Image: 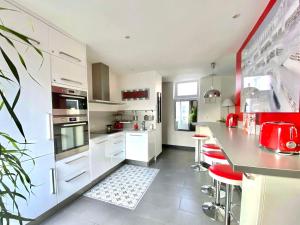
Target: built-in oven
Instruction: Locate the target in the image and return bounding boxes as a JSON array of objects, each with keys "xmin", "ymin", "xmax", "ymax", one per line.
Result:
[
  {"xmin": 52, "ymin": 86, "xmax": 87, "ymax": 116},
  {"xmin": 52, "ymin": 85, "xmax": 89, "ymax": 160},
  {"xmin": 53, "ymin": 116, "xmax": 89, "ymax": 160}
]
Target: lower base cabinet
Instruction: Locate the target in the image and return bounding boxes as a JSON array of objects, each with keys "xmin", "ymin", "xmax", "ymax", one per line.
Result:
[
  {"xmin": 5, "ymin": 154, "xmax": 57, "ymax": 223},
  {"xmin": 55, "ymin": 151, "xmax": 90, "ymax": 203},
  {"xmin": 90, "ymin": 132, "xmax": 126, "ymax": 181}
]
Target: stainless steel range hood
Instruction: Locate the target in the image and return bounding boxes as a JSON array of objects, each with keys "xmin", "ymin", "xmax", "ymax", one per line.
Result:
[{"xmin": 91, "ymin": 62, "xmax": 123, "ymax": 105}]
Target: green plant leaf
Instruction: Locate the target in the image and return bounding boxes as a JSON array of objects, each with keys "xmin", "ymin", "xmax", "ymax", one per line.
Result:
[
  {"xmin": 11, "ymin": 88, "xmax": 20, "ymax": 110},
  {"xmin": 0, "ymin": 90, "xmax": 26, "ymax": 140},
  {"xmin": 0, "ymin": 47, "xmax": 20, "ymax": 84}
]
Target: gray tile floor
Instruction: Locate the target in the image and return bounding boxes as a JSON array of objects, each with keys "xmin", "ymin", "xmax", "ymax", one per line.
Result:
[{"xmin": 40, "ymin": 148, "xmax": 240, "ymax": 225}]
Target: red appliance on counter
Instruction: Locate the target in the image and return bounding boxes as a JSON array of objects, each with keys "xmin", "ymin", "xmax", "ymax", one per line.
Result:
[
  {"xmin": 259, "ymin": 122, "xmax": 300, "ymax": 154},
  {"xmin": 226, "ymin": 113, "xmax": 239, "ymax": 128}
]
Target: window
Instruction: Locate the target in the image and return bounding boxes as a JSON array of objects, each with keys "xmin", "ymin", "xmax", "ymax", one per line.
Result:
[
  {"xmin": 175, "ymin": 100, "xmax": 198, "ymax": 131},
  {"xmin": 175, "ymin": 81, "xmax": 199, "ymax": 99},
  {"xmin": 174, "ymin": 81, "xmax": 199, "ymax": 131}
]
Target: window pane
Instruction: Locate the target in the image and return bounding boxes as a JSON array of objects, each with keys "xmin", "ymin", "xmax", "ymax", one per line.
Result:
[
  {"xmin": 175, "ymin": 100, "xmax": 198, "ymax": 131},
  {"xmin": 177, "ymin": 82, "xmax": 198, "ymax": 96}
]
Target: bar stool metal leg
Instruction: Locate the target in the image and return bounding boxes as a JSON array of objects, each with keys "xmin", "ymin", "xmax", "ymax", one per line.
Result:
[
  {"xmin": 195, "ymin": 139, "xmax": 207, "ymax": 172},
  {"xmin": 225, "ymin": 184, "xmax": 232, "ymax": 225},
  {"xmin": 202, "ymin": 181, "xmax": 225, "ymax": 222}
]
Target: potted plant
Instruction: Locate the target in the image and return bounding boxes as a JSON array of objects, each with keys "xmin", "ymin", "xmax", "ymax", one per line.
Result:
[{"xmin": 0, "ymin": 8, "xmax": 43, "ymax": 225}]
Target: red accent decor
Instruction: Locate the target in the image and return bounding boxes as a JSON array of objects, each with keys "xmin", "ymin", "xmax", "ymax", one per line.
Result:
[
  {"xmin": 259, "ymin": 122, "xmax": 300, "ymax": 153},
  {"xmin": 204, "ymin": 151, "xmax": 226, "ymax": 160},
  {"xmin": 209, "ymin": 164, "xmax": 243, "ymax": 181},
  {"xmin": 226, "ymin": 113, "xmax": 239, "ymax": 127},
  {"xmin": 236, "ymin": 0, "xmax": 300, "ymax": 124},
  {"xmin": 193, "ymin": 134, "xmax": 209, "ymax": 138},
  {"xmin": 202, "ymin": 143, "xmax": 221, "ymax": 150},
  {"xmin": 122, "ymin": 89, "xmax": 149, "ymax": 100}
]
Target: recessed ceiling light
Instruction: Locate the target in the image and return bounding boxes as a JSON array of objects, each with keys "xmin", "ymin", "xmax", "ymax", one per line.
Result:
[
  {"xmin": 232, "ymin": 14, "xmax": 240, "ymax": 19},
  {"xmin": 124, "ymin": 35, "xmax": 130, "ymax": 39}
]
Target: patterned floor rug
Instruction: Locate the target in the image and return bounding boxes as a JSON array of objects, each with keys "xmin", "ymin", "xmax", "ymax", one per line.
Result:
[{"xmin": 84, "ymin": 164, "xmax": 159, "ymax": 210}]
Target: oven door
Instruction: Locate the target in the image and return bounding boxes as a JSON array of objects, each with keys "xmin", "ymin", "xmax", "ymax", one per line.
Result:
[
  {"xmin": 54, "ymin": 121, "xmax": 89, "ymax": 160},
  {"xmin": 52, "ymin": 88, "xmax": 87, "ymax": 116}
]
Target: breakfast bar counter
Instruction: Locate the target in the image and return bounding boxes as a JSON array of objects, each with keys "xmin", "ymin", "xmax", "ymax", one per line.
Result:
[
  {"xmin": 195, "ymin": 122, "xmax": 300, "ymax": 225},
  {"xmin": 194, "ymin": 122, "xmax": 300, "ymax": 178}
]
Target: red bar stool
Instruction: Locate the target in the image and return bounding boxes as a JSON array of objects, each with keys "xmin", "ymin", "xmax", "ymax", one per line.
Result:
[
  {"xmin": 191, "ymin": 134, "xmax": 209, "ymax": 172},
  {"xmin": 203, "ymin": 164, "xmax": 243, "ymax": 225},
  {"xmin": 201, "ymin": 151, "xmax": 228, "ymax": 197},
  {"xmin": 202, "ymin": 143, "xmax": 222, "ymax": 152}
]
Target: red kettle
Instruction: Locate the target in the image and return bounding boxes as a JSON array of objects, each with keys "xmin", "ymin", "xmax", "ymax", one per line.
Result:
[{"xmin": 226, "ymin": 113, "xmax": 238, "ymax": 128}]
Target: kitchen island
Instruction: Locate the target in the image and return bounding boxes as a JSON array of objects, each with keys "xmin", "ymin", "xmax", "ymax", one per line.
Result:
[{"xmin": 194, "ymin": 122, "xmax": 300, "ymax": 225}]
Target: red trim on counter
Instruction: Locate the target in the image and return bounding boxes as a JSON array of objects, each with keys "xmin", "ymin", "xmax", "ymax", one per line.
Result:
[{"xmin": 235, "ymin": 0, "xmax": 300, "ymax": 124}]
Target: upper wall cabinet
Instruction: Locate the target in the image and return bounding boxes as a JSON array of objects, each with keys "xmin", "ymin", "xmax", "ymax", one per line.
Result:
[
  {"xmin": 0, "ymin": 0, "xmax": 49, "ymax": 52},
  {"xmin": 49, "ymin": 28, "xmax": 87, "ymax": 67},
  {"xmin": 52, "ymin": 55, "xmax": 88, "ymax": 89}
]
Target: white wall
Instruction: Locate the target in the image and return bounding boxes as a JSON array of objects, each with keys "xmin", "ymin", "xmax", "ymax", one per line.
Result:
[
  {"xmin": 118, "ymin": 71, "xmax": 162, "ymax": 111},
  {"xmin": 162, "ymin": 75, "xmax": 235, "ymax": 147}
]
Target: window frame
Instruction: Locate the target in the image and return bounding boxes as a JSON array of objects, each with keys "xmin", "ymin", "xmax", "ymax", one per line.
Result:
[
  {"xmin": 174, "ymin": 80, "xmax": 199, "ymax": 100},
  {"xmin": 174, "ymin": 99, "xmax": 198, "ymax": 132}
]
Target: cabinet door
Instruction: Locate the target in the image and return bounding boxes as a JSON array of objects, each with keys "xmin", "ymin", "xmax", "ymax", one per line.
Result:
[
  {"xmin": 51, "ymin": 55, "xmax": 88, "ymax": 89},
  {"xmin": 56, "ymin": 151, "xmax": 90, "ymax": 203},
  {"xmin": 5, "ymin": 154, "xmax": 57, "ymax": 220},
  {"xmin": 0, "ymin": 39, "xmax": 54, "ymax": 159},
  {"xmin": 0, "ymin": 0, "xmax": 49, "ymax": 52},
  {"xmin": 90, "ymin": 139, "xmax": 111, "ymax": 181},
  {"xmin": 125, "ymin": 133, "xmax": 148, "ymax": 162},
  {"xmin": 49, "ymin": 28, "xmax": 86, "ymax": 67},
  {"xmin": 110, "ymin": 134, "xmax": 126, "ymax": 166}
]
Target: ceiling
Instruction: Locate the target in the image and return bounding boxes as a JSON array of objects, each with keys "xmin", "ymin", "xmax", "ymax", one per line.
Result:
[{"xmin": 15, "ymin": 0, "xmax": 269, "ymax": 77}]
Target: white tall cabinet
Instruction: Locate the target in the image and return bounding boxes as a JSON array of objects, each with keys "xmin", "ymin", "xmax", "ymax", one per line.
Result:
[{"xmin": 0, "ymin": 0, "xmax": 87, "ymax": 222}]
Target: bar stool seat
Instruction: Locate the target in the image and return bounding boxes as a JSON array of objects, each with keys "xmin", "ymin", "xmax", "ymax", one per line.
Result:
[
  {"xmin": 192, "ymin": 134, "xmax": 209, "ymax": 139},
  {"xmin": 202, "ymin": 143, "xmax": 222, "ymax": 151},
  {"xmin": 204, "ymin": 164, "xmax": 243, "ymax": 225},
  {"xmin": 209, "ymin": 164, "xmax": 243, "ymax": 186},
  {"xmin": 201, "ymin": 151, "xmax": 228, "ymax": 197}
]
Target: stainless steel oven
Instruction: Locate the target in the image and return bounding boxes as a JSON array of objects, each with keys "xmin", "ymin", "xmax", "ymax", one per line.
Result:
[
  {"xmin": 53, "ymin": 116, "xmax": 89, "ymax": 160},
  {"xmin": 52, "ymin": 86, "xmax": 87, "ymax": 116}
]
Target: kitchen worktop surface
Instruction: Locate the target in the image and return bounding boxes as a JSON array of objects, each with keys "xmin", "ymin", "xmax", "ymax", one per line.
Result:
[
  {"xmin": 195, "ymin": 122, "xmax": 300, "ymax": 178},
  {"xmin": 90, "ymin": 129, "xmax": 155, "ymax": 140}
]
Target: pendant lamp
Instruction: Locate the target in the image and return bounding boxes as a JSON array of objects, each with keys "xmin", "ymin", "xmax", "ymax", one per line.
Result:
[{"xmin": 204, "ymin": 62, "xmax": 221, "ymax": 98}]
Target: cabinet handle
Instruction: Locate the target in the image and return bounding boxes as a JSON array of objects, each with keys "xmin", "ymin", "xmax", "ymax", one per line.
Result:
[
  {"xmin": 28, "ymin": 37, "xmax": 40, "ymax": 45},
  {"xmin": 129, "ymin": 134, "xmax": 143, "ymax": 136},
  {"xmin": 62, "ymin": 122, "xmax": 87, "ymax": 127},
  {"xmin": 65, "ymin": 155, "xmax": 87, "ymax": 164},
  {"xmin": 65, "ymin": 170, "xmax": 87, "ymax": 182},
  {"xmin": 48, "ymin": 113, "xmax": 54, "ymax": 140},
  {"xmin": 60, "ymin": 94, "xmax": 86, "ymax": 99},
  {"xmin": 50, "ymin": 168, "xmax": 57, "ymax": 194},
  {"xmin": 96, "ymin": 140, "xmax": 107, "ymax": 144},
  {"xmin": 59, "ymin": 51, "xmax": 81, "ymax": 62},
  {"xmin": 60, "ymin": 78, "xmax": 83, "ymax": 85},
  {"xmin": 113, "ymin": 151, "xmax": 124, "ymax": 157}
]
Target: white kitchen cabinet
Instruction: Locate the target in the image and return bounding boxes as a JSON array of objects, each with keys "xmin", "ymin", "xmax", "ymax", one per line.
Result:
[
  {"xmin": 49, "ymin": 28, "xmax": 86, "ymax": 67},
  {"xmin": 6, "ymin": 154, "xmax": 57, "ymax": 222},
  {"xmin": 109, "ymin": 133, "xmax": 126, "ymax": 166},
  {"xmin": 51, "ymin": 55, "xmax": 88, "ymax": 90},
  {"xmin": 0, "ymin": 0, "xmax": 49, "ymax": 52},
  {"xmin": 56, "ymin": 151, "xmax": 90, "ymax": 203},
  {"xmin": 90, "ymin": 138, "xmax": 111, "ymax": 181},
  {"xmin": 126, "ymin": 132, "xmax": 155, "ymax": 162},
  {"xmin": 0, "ymin": 39, "xmax": 54, "ymax": 159}
]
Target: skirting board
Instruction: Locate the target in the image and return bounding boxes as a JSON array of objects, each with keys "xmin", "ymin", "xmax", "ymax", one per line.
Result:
[
  {"xmin": 28, "ymin": 161, "xmax": 125, "ymax": 225},
  {"xmin": 162, "ymin": 144, "xmax": 194, "ymax": 151}
]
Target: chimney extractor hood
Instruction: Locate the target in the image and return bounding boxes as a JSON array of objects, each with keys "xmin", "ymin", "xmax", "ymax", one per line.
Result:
[{"xmin": 91, "ymin": 62, "xmax": 123, "ymax": 105}]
